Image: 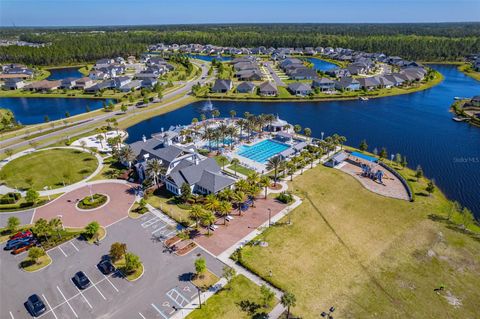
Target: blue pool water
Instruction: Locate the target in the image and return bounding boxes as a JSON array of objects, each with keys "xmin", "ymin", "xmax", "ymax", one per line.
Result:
[
  {"xmin": 237, "ymin": 139, "xmax": 290, "ymax": 163},
  {"xmin": 351, "ymin": 151, "xmax": 378, "ymax": 163}
]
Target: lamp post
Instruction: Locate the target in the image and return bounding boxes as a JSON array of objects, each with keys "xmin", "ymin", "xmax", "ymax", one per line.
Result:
[
  {"xmin": 321, "ymin": 131, "xmax": 324, "ymax": 140},
  {"xmin": 43, "ymin": 186, "xmax": 50, "ymax": 201},
  {"xmin": 390, "ymin": 153, "xmax": 394, "ymax": 163},
  {"xmin": 321, "ymin": 306, "xmax": 335, "ymax": 319},
  {"xmin": 268, "ymin": 208, "xmax": 271, "ymax": 227},
  {"xmin": 88, "ymin": 183, "xmax": 94, "ymax": 202}
]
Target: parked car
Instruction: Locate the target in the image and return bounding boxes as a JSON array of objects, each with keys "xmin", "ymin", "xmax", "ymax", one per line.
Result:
[
  {"xmin": 10, "ymin": 230, "xmax": 33, "ymax": 241},
  {"xmin": 25, "ymin": 294, "xmax": 46, "ymax": 317},
  {"xmin": 208, "ymin": 225, "xmax": 219, "ymax": 231},
  {"xmin": 225, "ymin": 215, "xmax": 234, "ymax": 221},
  {"xmin": 4, "ymin": 237, "xmax": 33, "ymax": 250},
  {"xmin": 11, "ymin": 240, "xmax": 37, "ymax": 255},
  {"xmin": 97, "ymin": 260, "xmax": 115, "ymax": 275},
  {"xmin": 73, "ymin": 271, "xmax": 91, "ymax": 289}
]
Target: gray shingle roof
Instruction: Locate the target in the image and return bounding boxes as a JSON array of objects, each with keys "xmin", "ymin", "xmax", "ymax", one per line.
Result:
[{"xmin": 197, "ymin": 170, "xmax": 235, "ymax": 193}]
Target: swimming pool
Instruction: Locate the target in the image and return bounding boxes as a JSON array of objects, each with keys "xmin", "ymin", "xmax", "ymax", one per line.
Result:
[
  {"xmin": 350, "ymin": 151, "xmax": 378, "ymax": 163},
  {"xmin": 237, "ymin": 139, "xmax": 290, "ymax": 163}
]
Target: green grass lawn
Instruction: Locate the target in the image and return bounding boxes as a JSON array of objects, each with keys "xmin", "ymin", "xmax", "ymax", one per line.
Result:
[
  {"xmin": 226, "ymin": 164, "xmax": 254, "ymax": 176},
  {"xmin": 458, "ymin": 64, "xmax": 480, "ymax": 81},
  {"xmin": 187, "ymin": 275, "xmax": 277, "ymax": 319},
  {"xmin": 0, "ymin": 148, "xmax": 98, "ymax": 190},
  {"xmin": 239, "ymin": 162, "xmax": 480, "ymax": 318},
  {"xmin": 145, "ymin": 187, "xmax": 193, "ymax": 225},
  {"xmin": 89, "ymin": 157, "xmax": 127, "ymax": 181}
]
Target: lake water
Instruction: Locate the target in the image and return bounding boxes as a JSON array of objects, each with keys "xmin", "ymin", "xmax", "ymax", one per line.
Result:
[
  {"xmin": 307, "ymin": 58, "xmax": 337, "ymax": 71},
  {"xmin": 47, "ymin": 67, "xmax": 84, "ymax": 80},
  {"xmin": 188, "ymin": 54, "xmax": 233, "ymax": 62},
  {"xmin": 0, "ymin": 97, "xmax": 111, "ymax": 124},
  {"xmin": 125, "ymin": 64, "xmax": 480, "ymax": 216}
]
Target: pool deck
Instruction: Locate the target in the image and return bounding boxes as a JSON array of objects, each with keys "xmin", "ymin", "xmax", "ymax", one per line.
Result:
[{"xmin": 338, "ymin": 160, "xmax": 410, "ymax": 201}]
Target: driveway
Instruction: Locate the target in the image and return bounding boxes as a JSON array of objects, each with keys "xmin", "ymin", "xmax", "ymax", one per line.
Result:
[
  {"xmin": 265, "ymin": 62, "xmax": 286, "ymax": 87},
  {"xmin": 33, "ymin": 182, "xmax": 136, "ymax": 228},
  {"xmin": 1, "ymin": 213, "xmax": 224, "ymax": 319}
]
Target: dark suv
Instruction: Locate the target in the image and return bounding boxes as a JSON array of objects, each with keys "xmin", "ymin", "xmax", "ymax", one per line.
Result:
[
  {"xmin": 25, "ymin": 294, "xmax": 46, "ymax": 317},
  {"xmin": 73, "ymin": 271, "xmax": 91, "ymax": 289}
]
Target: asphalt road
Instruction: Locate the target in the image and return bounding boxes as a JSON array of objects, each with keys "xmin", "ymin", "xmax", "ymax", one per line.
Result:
[
  {"xmin": 265, "ymin": 62, "xmax": 286, "ymax": 87},
  {"xmin": 0, "ymin": 209, "xmax": 34, "ymax": 228},
  {"xmin": 0, "ymin": 62, "xmax": 209, "ymax": 153},
  {"xmin": 1, "ymin": 213, "xmax": 224, "ymax": 319}
]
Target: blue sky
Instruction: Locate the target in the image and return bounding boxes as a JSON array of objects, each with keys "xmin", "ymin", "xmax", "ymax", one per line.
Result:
[{"xmin": 0, "ymin": 0, "xmax": 478, "ymax": 27}]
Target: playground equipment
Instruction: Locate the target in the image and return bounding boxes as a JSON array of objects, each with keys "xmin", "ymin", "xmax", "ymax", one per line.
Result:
[{"xmin": 361, "ymin": 163, "xmax": 384, "ymax": 184}]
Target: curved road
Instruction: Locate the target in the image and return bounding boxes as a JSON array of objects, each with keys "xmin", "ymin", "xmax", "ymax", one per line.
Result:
[{"xmin": 0, "ymin": 61, "xmax": 209, "ymax": 153}]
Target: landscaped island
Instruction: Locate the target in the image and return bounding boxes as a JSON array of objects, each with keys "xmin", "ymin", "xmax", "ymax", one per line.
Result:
[{"xmin": 450, "ymin": 95, "xmax": 480, "ymax": 126}]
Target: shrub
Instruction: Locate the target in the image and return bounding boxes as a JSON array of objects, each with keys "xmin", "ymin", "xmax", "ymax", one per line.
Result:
[
  {"xmin": 78, "ymin": 194, "xmax": 107, "ymax": 209},
  {"xmin": 0, "ymin": 192, "xmax": 21, "ymax": 204},
  {"xmin": 276, "ymin": 192, "xmax": 294, "ymax": 204}
]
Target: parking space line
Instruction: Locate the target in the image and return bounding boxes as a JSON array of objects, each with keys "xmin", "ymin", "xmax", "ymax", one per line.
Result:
[
  {"xmin": 75, "ymin": 286, "xmax": 93, "ymax": 309},
  {"xmin": 57, "ymin": 286, "xmax": 78, "ymax": 318},
  {"xmin": 151, "ymin": 225, "xmax": 167, "ymax": 234},
  {"xmin": 138, "ymin": 313, "xmax": 146, "ymax": 319},
  {"xmin": 141, "ymin": 217, "xmax": 161, "ymax": 228},
  {"xmin": 70, "ymin": 242, "xmax": 79, "ymax": 252},
  {"xmin": 58, "ymin": 246, "xmax": 67, "ymax": 257},
  {"xmin": 167, "ymin": 288, "xmax": 189, "ymax": 308},
  {"xmin": 151, "ymin": 304, "xmax": 169, "ymax": 319},
  {"xmin": 104, "ymin": 275, "xmax": 119, "ymax": 292},
  {"xmin": 41, "ymin": 294, "xmax": 58, "ymax": 319},
  {"xmin": 85, "ymin": 273, "xmax": 107, "ymax": 300},
  {"xmin": 9, "ymin": 311, "xmax": 14, "ymax": 319}
]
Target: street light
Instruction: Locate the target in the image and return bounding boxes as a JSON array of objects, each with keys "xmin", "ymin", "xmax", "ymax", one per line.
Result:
[
  {"xmin": 88, "ymin": 183, "xmax": 94, "ymax": 201},
  {"xmin": 268, "ymin": 208, "xmax": 271, "ymax": 227},
  {"xmin": 43, "ymin": 186, "xmax": 50, "ymax": 201},
  {"xmin": 321, "ymin": 306, "xmax": 335, "ymax": 319},
  {"xmin": 321, "ymin": 131, "xmax": 324, "ymax": 140}
]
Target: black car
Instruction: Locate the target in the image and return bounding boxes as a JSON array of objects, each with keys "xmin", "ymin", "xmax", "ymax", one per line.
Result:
[
  {"xmin": 73, "ymin": 271, "xmax": 91, "ymax": 289},
  {"xmin": 97, "ymin": 260, "xmax": 115, "ymax": 275},
  {"xmin": 25, "ymin": 294, "xmax": 46, "ymax": 317}
]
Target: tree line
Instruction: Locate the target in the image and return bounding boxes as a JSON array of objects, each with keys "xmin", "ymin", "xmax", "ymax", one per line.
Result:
[{"xmin": 1, "ymin": 23, "xmax": 480, "ymax": 65}]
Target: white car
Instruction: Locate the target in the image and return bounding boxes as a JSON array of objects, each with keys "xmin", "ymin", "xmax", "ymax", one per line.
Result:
[
  {"xmin": 209, "ymin": 225, "xmax": 219, "ymax": 231},
  {"xmin": 225, "ymin": 215, "xmax": 234, "ymax": 221}
]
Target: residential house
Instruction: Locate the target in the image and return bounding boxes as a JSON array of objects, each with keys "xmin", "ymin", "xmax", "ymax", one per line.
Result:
[
  {"xmin": 334, "ymin": 77, "xmax": 360, "ymax": 91},
  {"xmin": 2, "ymin": 78, "xmax": 25, "ymax": 90},
  {"xmin": 312, "ymin": 78, "xmax": 335, "ymax": 91},
  {"xmin": 60, "ymin": 77, "xmax": 78, "ymax": 89},
  {"xmin": 288, "ymin": 82, "xmax": 312, "ymax": 96},
  {"xmin": 259, "ymin": 81, "xmax": 278, "ymax": 96},
  {"xmin": 73, "ymin": 77, "xmax": 94, "ymax": 90},
  {"xmin": 211, "ymin": 79, "xmax": 233, "ymax": 93},
  {"xmin": 236, "ymin": 81, "xmax": 256, "ymax": 94},
  {"xmin": 24, "ymin": 80, "xmax": 61, "ymax": 92},
  {"xmin": 357, "ymin": 77, "xmax": 381, "ymax": 90},
  {"xmin": 113, "ymin": 76, "xmax": 132, "ymax": 89}
]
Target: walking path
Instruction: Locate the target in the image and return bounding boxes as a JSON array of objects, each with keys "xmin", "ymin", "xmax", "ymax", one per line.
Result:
[{"xmin": 0, "ymin": 146, "xmax": 105, "ymax": 196}]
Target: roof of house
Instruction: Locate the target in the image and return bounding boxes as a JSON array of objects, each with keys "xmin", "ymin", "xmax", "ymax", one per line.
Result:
[
  {"xmin": 196, "ymin": 170, "xmax": 236, "ymax": 194},
  {"xmin": 259, "ymin": 81, "xmax": 277, "ymax": 92},
  {"xmin": 358, "ymin": 77, "xmax": 381, "ymax": 88},
  {"xmin": 237, "ymin": 81, "xmax": 256, "ymax": 91},
  {"xmin": 212, "ymin": 79, "xmax": 232, "ymax": 92},
  {"xmin": 288, "ymin": 82, "xmax": 312, "ymax": 92},
  {"xmin": 313, "ymin": 78, "xmax": 335, "ymax": 85}
]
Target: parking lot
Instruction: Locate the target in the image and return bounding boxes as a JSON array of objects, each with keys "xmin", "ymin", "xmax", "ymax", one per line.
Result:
[{"xmin": 1, "ymin": 212, "xmax": 224, "ymax": 319}]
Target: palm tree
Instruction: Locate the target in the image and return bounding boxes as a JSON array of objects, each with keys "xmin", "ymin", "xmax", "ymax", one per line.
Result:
[
  {"xmin": 286, "ymin": 162, "xmax": 296, "ymax": 181},
  {"xmin": 281, "ymin": 292, "xmax": 297, "ymax": 319},
  {"xmin": 96, "ymin": 134, "xmax": 105, "ymax": 148},
  {"xmin": 229, "ymin": 110, "xmax": 236, "ymax": 119},
  {"xmin": 204, "ymin": 194, "xmax": 221, "ymax": 215},
  {"xmin": 119, "ymin": 145, "xmax": 136, "ymax": 168},
  {"xmin": 232, "ymin": 191, "xmax": 247, "ymax": 216},
  {"xmin": 266, "ymin": 156, "xmax": 283, "ymax": 186},
  {"xmin": 211, "ymin": 109, "xmax": 220, "ymax": 119},
  {"xmin": 48, "ymin": 217, "xmax": 63, "ymax": 239},
  {"xmin": 218, "ymin": 188, "xmax": 235, "ymax": 202},
  {"xmin": 201, "ymin": 211, "xmax": 216, "ymax": 235},
  {"xmin": 230, "ymin": 158, "xmax": 240, "ymax": 176},
  {"xmin": 189, "ymin": 205, "xmax": 204, "ymax": 229},
  {"xmin": 259, "ymin": 175, "xmax": 270, "ymax": 199},
  {"xmin": 203, "ymin": 127, "xmax": 215, "ymax": 150},
  {"xmin": 264, "ymin": 113, "xmax": 276, "ymax": 132},
  {"xmin": 218, "ymin": 123, "xmax": 228, "ymax": 147},
  {"xmin": 226, "ymin": 126, "xmax": 237, "ymax": 145},
  {"xmin": 146, "ymin": 159, "xmax": 164, "ymax": 187},
  {"xmin": 236, "ymin": 118, "xmax": 247, "ymax": 141},
  {"xmin": 304, "ymin": 127, "xmax": 312, "ymax": 139},
  {"xmin": 247, "ymin": 172, "xmax": 261, "ymax": 186},
  {"xmin": 235, "ymin": 179, "xmax": 251, "ymax": 193},
  {"xmin": 218, "ymin": 201, "xmax": 232, "ymax": 225},
  {"xmin": 217, "ymin": 155, "xmax": 229, "ymax": 170}
]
